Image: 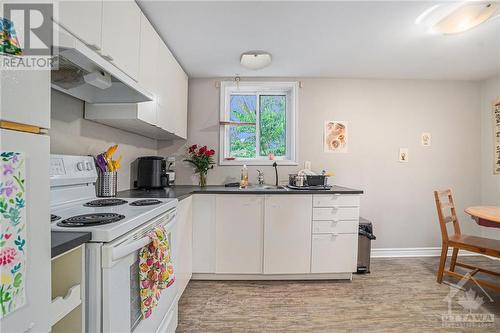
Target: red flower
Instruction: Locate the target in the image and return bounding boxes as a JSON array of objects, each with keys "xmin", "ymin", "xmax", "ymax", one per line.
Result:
[
  {"xmin": 204, "ymin": 149, "xmax": 215, "ymax": 156},
  {"xmin": 0, "ymin": 248, "xmax": 16, "ymax": 266},
  {"xmin": 188, "ymin": 144, "xmax": 198, "ymax": 153},
  {"xmin": 198, "ymin": 146, "xmax": 207, "ymax": 155}
]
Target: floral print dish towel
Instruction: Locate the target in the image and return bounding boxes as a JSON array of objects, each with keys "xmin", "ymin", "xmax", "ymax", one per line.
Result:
[
  {"xmin": 0, "ymin": 152, "xmax": 27, "ymax": 317},
  {"xmin": 139, "ymin": 226, "xmax": 175, "ymax": 319}
]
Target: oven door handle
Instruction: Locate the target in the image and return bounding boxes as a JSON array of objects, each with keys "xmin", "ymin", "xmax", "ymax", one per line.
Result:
[
  {"xmin": 111, "ymin": 236, "xmax": 153, "ymax": 263},
  {"xmin": 101, "ymin": 210, "xmax": 176, "ymax": 267}
]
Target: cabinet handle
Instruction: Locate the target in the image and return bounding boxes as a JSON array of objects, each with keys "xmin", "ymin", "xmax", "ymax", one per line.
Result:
[
  {"xmin": 88, "ymin": 44, "xmax": 101, "ymax": 51},
  {"xmin": 101, "ymin": 54, "xmax": 114, "ymax": 62}
]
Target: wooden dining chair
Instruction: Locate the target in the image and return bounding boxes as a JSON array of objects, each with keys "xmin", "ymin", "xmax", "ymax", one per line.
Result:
[{"xmin": 434, "ymin": 189, "xmax": 500, "ymax": 291}]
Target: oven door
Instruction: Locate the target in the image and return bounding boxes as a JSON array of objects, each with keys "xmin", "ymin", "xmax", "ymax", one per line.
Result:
[{"xmin": 101, "ymin": 209, "xmax": 178, "ymax": 333}]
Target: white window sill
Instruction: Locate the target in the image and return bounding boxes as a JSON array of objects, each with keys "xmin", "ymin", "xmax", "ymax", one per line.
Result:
[{"xmin": 219, "ymin": 159, "xmax": 298, "ymax": 166}]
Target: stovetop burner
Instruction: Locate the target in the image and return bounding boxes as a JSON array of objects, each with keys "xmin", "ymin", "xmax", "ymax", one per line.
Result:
[
  {"xmin": 51, "ymin": 214, "xmax": 61, "ymax": 222},
  {"xmin": 84, "ymin": 199, "xmax": 128, "ymax": 207},
  {"xmin": 57, "ymin": 213, "xmax": 126, "ymax": 227},
  {"xmin": 130, "ymin": 199, "xmax": 163, "ymax": 206}
]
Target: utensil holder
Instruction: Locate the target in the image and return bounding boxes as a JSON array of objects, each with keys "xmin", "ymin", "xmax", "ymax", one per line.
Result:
[{"xmin": 96, "ymin": 171, "xmax": 117, "ymax": 197}]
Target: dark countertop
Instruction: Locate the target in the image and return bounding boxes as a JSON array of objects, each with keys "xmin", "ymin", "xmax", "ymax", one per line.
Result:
[
  {"xmin": 118, "ymin": 185, "xmax": 363, "ymax": 201},
  {"xmin": 51, "ymin": 231, "xmax": 91, "ymax": 258}
]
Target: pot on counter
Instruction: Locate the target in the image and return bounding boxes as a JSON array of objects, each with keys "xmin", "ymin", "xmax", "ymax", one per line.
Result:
[{"xmin": 288, "ymin": 174, "xmax": 327, "ymax": 187}]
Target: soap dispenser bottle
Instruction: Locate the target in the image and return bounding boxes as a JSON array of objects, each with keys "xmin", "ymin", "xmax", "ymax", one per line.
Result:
[{"xmin": 240, "ymin": 164, "xmax": 249, "ymax": 188}]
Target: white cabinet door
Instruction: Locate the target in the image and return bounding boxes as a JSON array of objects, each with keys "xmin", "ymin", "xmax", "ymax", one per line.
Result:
[
  {"xmin": 264, "ymin": 195, "xmax": 312, "ymax": 274},
  {"xmin": 157, "ymin": 42, "xmax": 188, "ymax": 138},
  {"xmin": 137, "ymin": 13, "xmax": 160, "ymax": 126},
  {"xmin": 55, "ymin": 0, "xmax": 103, "ymax": 50},
  {"xmin": 101, "ymin": 0, "xmax": 141, "ymax": 80},
  {"xmin": 215, "ymin": 195, "xmax": 264, "ymax": 274},
  {"xmin": 156, "ymin": 43, "xmax": 176, "ymax": 134},
  {"xmin": 192, "ymin": 195, "xmax": 216, "ymax": 273},
  {"xmin": 171, "ymin": 62, "xmax": 188, "ymax": 139},
  {"xmin": 175, "ymin": 196, "xmax": 193, "ymax": 298},
  {"xmin": 0, "ymin": 66, "xmax": 50, "ymax": 128},
  {"xmin": 311, "ymin": 234, "xmax": 358, "ymax": 273}
]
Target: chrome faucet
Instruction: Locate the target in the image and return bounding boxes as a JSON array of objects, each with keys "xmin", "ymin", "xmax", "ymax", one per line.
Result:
[
  {"xmin": 257, "ymin": 170, "xmax": 265, "ymax": 185},
  {"xmin": 272, "ymin": 161, "xmax": 278, "ymax": 187}
]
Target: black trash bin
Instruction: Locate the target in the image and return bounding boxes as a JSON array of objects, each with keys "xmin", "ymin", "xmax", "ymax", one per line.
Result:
[{"xmin": 357, "ymin": 217, "xmax": 376, "ymax": 274}]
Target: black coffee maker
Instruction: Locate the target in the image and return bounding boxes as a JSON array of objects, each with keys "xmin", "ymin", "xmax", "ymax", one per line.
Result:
[{"xmin": 134, "ymin": 156, "xmax": 169, "ymax": 189}]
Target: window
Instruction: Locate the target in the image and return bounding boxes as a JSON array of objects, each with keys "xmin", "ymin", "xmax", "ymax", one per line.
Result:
[{"xmin": 219, "ymin": 81, "xmax": 298, "ymax": 165}]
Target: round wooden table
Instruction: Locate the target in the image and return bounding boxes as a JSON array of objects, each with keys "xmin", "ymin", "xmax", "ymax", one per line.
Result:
[{"xmin": 465, "ymin": 206, "xmax": 500, "ymax": 228}]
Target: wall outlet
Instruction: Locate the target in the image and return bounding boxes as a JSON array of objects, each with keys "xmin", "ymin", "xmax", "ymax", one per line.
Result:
[
  {"xmin": 399, "ymin": 148, "xmax": 409, "ymax": 162},
  {"xmin": 167, "ymin": 156, "xmax": 176, "ymax": 168},
  {"xmin": 305, "ymin": 161, "xmax": 312, "ymax": 170}
]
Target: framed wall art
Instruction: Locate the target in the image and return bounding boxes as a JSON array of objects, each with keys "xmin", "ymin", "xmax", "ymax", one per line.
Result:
[
  {"xmin": 494, "ymin": 100, "xmax": 500, "ymax": 175},
  {"xmin": 324, "ymin": 121, "xmax": 348, "ymax": 153}
]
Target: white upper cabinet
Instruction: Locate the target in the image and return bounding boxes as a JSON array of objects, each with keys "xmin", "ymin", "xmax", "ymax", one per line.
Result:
[
  {"xmin": 137, "ymin": 13, "xmax": 160, "ymax": 126},
  {"xmin": 101, "ymin": 0, "xmax": 141, "ymax": 80},
  {"xmin": 264, "ymin": 195, "xmax": 312, "ymax": 274},
  {"xmin": 157, "ymin": 42, "xmax": 188, "ymax": 139},
  {"xmin": 55, "ymin": 0, "xmax": 103, "ymax": 50},
  {"xmin": 60, "ymin": 2, "xmax": 189, "ymax": 139},
  {"xmin": 215, "ymin": 195, "xmax": 264, "ymax": 274}
]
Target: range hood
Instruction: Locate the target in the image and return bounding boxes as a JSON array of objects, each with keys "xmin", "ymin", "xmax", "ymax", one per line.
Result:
[{"xmin": 51, "ymin": 27, "xmax": 153, "ymax": 103}]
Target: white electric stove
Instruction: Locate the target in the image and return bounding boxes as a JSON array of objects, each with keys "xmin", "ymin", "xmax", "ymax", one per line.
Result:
[{"xmin": 50, "ymin": 154, "xmax": 179, "ymax": 333}]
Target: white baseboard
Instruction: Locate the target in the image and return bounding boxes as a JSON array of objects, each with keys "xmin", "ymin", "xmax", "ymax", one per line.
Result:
[{"xmin": 371, "ymin": 247, "xmax": 479, "ymax": 258}]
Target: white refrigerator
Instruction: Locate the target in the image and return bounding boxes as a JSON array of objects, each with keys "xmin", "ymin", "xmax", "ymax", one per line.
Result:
[{"xmin": 0, "ymin": 63, "xmax": 51, "ymax": 332}]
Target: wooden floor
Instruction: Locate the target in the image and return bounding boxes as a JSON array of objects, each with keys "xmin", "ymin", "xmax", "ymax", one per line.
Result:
[{"xmin": 177, "ymin": 257, "xmax": 500, "ymax": 332}]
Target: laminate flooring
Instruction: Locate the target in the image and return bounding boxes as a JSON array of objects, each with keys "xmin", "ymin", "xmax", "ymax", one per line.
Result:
[{"xmin": 177, "ymin": 257, "xmax": 500, "ymax": 332}]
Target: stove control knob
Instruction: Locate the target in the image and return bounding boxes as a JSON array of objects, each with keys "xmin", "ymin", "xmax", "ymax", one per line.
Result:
[
  {"xmin": 77, "ymin": 162, "xmax": 85, "ymax": 171},
  {"xmin": 85, "ymin": 162, "xmax": 93, "ymax": 171}
]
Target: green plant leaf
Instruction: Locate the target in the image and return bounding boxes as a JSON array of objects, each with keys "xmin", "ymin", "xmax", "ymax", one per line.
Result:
[{"xmin": 13, "ymin": 273, "xmax": 22, "ymax": 288}]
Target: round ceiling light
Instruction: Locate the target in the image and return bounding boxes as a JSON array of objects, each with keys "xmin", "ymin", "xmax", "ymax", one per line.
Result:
[
  {"xmin": 416, "ymin": 1, "xmax": 500, "ymax": 34},
  {"xmin": 240, "ymin": 51, "xmax": 272, "ymax": 70}
]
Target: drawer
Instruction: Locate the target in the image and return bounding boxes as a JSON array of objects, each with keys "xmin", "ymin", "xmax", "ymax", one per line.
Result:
[
  {"xmin": 313, "ymin": 207, "xmax": 359, "ymax": 221},
  {"xmin": 312, "ymin": 220, "xmax": 358, "ymax": 234},
  {"xmin": 313, "ymin": 194, "xmax": 360, "ymax": 207},
  {"xmin": 311, "ymin": 233, "xmax": 358, "ymax": 273}
]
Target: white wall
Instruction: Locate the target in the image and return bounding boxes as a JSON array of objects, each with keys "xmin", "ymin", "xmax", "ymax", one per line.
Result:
[
  {"xmin": 50, "ymin": 90, "xmax": 158, "ymax": 191},
  {"xmin": 159, "ymin": 78, "xmax": 482, "ymax": 248},
  {"xmin": 477, "ymin": 75, "xmax": 500, "ymax": 240},
  {"xmin": 480, "ymin": 74, "xmax": 500, "ymax": 205}
]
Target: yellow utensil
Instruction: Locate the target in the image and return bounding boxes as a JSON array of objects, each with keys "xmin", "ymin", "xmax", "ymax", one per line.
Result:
[
  {"xmin": 114, "ymin": 156, "xmax": 122, "ymax": 171},
  {"xmin": 105, "ymin": 144, "xmax": 118, "ymax": 159}
]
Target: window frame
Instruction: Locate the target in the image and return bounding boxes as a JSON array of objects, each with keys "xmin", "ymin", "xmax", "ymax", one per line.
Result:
[{"xmin": 219, "ymin": 81, "xmax": 299, "ymax": 166}]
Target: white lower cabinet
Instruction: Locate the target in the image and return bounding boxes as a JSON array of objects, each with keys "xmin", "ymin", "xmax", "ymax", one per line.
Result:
[
  {"xmin": 312, "ymin": 220, "xmax": 358, "ymax": 234},
  {"xmin": 215, "ymin": 195, "xmax": 264, "ymax": 274},
  {"xmin": 191, "ymin": 193, "xmax": 361, "ymax": 279},
  {"xmin": 311, "ymin": 234, "xmax": 358, "ymax": 273},
  {"xmin": 175, "ymin": 196, "xmax": 193, "ymax": 298},
  {"xmin": 192, "ymin": 195, "xmax": 216, "ymax": 273},
  {"xmin": 312, "ymin": 207, "xmax": 359, "ymax": 221},
  {"xmin": 264, "ymin": 195, "xmax": 312, "ymax": 274}
]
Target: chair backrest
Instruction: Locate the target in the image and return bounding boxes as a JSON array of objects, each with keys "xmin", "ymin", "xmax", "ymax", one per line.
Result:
[{"xmin": 434, "ymin": 189, "xmax": 461, "ymax": 242}]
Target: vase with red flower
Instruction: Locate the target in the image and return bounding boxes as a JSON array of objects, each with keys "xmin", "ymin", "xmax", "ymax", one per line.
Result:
[{"xmin": 184, "ymin": 144, "xmax": 215, "ymax": 187}]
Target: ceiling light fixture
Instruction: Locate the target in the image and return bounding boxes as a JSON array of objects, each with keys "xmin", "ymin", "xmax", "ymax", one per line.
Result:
[
  {"xmin": 240, "ymin": 51, "xmax": 272, "ymax": 70},
  {"xmin": 416, "ymin": 1, "xmax": 500, "ymax": 34}
]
